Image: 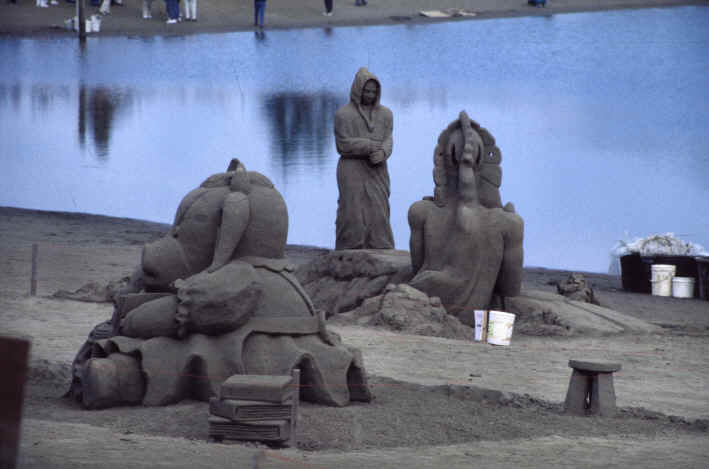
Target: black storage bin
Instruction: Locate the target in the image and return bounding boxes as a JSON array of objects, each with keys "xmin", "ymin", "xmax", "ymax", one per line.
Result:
[
  {"xmin": 696, "ymin": 257, "xmax": 709, "ymax": 301},
  {"xmin": 620, "ymin": 254, "xmax": 699, "ymax": 296},
  {"xmin": 620, "ymin": 254, "xmax": 650, "ymax": 293}
]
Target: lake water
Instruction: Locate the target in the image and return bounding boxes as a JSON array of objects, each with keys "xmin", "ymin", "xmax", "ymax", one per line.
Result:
[{"xmin": 2, "ymin": 6, "xmax": 708, "ymax": 273}]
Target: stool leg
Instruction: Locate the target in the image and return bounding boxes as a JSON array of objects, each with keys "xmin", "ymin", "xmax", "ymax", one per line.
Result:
[
  {"xmin": 589, "ymin": 372, "xmax": 616, "ymax": 416},
  {"xmin": 564, "ymin": 370, "xmax": 590, "ymax": 416}
]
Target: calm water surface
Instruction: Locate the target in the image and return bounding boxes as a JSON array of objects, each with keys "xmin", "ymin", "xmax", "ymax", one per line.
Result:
[{"xmin": 2, "ymin": 7, "xmax": 708, "ymax": 272}]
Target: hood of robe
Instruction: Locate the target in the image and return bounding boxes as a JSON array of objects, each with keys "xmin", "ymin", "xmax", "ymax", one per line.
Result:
[{"xmin": 349, "ymin": 67, "xmax": 382, "ymax": 131}]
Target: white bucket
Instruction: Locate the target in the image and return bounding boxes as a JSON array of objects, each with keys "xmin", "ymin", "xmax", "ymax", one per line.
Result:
[
  {"xmin": 651, "ymin": 264, "xmax": 676, "ymax": 297},
  {"xmin": 486, "ymin": 310, "xmax": 515, "ymax": 346},
  {"xmin": 672, "ymin": 277, "xmax": 695, "ymax": 298},
  {"xmin": 473, "ymin": 310, "xmax": 487, "ymax": 342},
  {"xmin": 65, "ymin": 16, "xmax": 78, "ymax": 31},
  {"xmin": 91, "ymin": 15, "xmax": 102, "ymax": 32}
]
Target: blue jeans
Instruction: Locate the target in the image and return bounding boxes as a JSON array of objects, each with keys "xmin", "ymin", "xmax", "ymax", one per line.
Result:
[
  {"xmin": 254, "ymin": 1, "xmax": 266, "ymax": 26},
  {"xmin": 166, "ymin": 0, "xmax": 180, "ymax": 19}
]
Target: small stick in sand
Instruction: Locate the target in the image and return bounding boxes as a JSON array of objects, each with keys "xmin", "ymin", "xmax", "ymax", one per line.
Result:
[{"xmin": 31, "ymin": 243, "xmax": 38, "ymax": 296}]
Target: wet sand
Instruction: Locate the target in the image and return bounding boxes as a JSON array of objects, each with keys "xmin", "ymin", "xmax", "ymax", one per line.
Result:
[{"xmin": 1, "ymin": 0, "xmax": 708, "ymax": 36}]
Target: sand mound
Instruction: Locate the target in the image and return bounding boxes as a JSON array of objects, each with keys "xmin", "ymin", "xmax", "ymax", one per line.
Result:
[{"xmin": 331, "ymin": 283, "xmax": 475, "ymax": 341}]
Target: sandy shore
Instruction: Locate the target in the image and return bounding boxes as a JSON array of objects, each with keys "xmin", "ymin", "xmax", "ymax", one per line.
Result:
[
  {"xmin": 1, "ymin": 206, "xmax": 708, "ymax": 468},
  {"xmin": 1, "ymin": 0, "xmax": 708, "ymax": 36}
]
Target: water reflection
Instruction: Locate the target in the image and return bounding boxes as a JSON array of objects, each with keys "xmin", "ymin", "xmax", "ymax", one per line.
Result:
[
  {"xmin": 262, "ymin": 91, "xmax": 342, "ymax": 173},
  {"xmin": 1, "ymin": 7, "xmax": 708, "ymax": 272},
  {"xmin": 0, "ymin": 84, "xmax": 22, "ymax": 112},
  {"xmin": 31, "ymin": 84, "xmax": 70, "ymax": 114},
  {"xmin": 77, "ymin": 86, "xmax": 134, "ymax": 160}
]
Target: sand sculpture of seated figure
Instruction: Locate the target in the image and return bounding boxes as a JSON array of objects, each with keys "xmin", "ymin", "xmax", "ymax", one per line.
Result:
[
  {"xmin": 70, "ymin": 159, "xmax": 371, "ymax": 409},
  {"xmin": 408, "ymin": 112, "xmax": 524, "ymax": 327}
]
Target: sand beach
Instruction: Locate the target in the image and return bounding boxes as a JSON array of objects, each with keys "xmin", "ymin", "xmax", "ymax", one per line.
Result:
[
  {"xmin": 2, "ymin": 0, "xmax": 709, "ymax": 466},
  {"xmin": 0, "ymin": 206, "xmax": 707, "ymax": 468}
]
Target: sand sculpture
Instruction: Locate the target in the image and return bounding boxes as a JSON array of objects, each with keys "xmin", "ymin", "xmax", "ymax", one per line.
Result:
[
  {"xmin": 68, "ymin": 159, "xmax": 371, "ymax": 409},
  {"xmin": 407, "ymin": 111, "xmax": 524, "ymax": 326},
  {"xmin": 334, "ymin": 67, "xmax": 395, "ymax": 250}
]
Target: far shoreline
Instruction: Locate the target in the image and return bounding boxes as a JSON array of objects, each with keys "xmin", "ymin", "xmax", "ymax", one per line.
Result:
[
  {"xmin": 1, "ymin": 0, "xmax": 707, "ymax": 38},
  {"xmin": 0, "ymin": 205, "xmax": 618, "ymax": 277}
]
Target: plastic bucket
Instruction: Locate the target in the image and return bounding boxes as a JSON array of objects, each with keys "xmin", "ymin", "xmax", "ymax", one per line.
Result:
[
  {"xmin": 91, "ymin": 15, "xmax": 101, "ymax": 32},
  {"xmin": 672, "ymin": 277, "xmax": 695, "ymax": 298},
  {"xmin": 473, "ymin": 310, "xmax": 487, "ymax": 341},
  {"xmin": 650, "ymin": 264, "xmax": 676, "ymax": 297},
  {"xmin": 487, "ymin": 311, "xmax": 515, "ymax": 346}
]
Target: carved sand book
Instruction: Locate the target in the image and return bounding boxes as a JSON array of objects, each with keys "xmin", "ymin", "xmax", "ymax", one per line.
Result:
[
  {"xmin": 208, "ymin": 416, "xmax": 291, "ymax": 441},
  {"xmin": 209, "ymin": 397, "xmax": 293, "ymax": 421},
  {"xmin": 218, "ymin": 375, "xmax": 295, "ymax": 403}
]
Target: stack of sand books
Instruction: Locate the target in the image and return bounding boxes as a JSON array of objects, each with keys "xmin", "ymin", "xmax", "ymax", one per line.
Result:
[{"xmin": 208, "ymin": 369, "xmax": 299, "ymax": 446}]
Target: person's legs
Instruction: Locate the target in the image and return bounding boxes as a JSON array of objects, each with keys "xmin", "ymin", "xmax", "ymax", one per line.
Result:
[
  {"xmin": 254, "ymin": 1, "xmax": 265, "ymax": 27},
  {"xmin": 165, "ymin": 0, "xmax": 179, "ymax": 22},
  {"xmin": 258, "ymin": 1, "xmax": 265, "ymax": 26},
  {"xmin": 142, "ymin": 0, "xmax": 152, "ymax": 19},
  {"xmin": 323, "ymin": 0, "xmax": 332, "ymax": 14}
]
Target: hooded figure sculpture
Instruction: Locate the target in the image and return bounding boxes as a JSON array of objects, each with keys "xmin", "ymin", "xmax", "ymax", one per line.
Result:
[{"xmin": 334, "ymin": 67, "xmax": 394, "ymax": 250}]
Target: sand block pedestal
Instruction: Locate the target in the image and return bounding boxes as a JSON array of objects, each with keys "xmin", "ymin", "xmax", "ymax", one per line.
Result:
[
  {"xmin": 209, "ymin": 369, "xmax": 300, "ymax": 447},
  {"xmin": 564, "ymin": 360, "xmax": 621, "ymax": 417}
]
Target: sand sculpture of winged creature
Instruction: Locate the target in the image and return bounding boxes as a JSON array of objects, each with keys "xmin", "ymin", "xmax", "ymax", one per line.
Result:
[
  {"xmin": 68, "ymin": 159, "xmax": 371, "ymax": 409},
  {"xmin": 408, "ymin": 111, "xmax": 524, "ymax": 326}
]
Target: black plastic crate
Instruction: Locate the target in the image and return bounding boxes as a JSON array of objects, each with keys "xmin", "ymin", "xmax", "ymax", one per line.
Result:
[
  {"xmin": 696, "ymin": 257, "xmax": 709, "ymax": 301},
  {"xmin": 620, "ymin": 254, "xmax": 698, "ymax": 296}
]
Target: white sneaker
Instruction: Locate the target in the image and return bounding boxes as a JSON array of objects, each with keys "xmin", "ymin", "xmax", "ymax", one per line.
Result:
[
  {"xmin": 142, "ymin": 12, "xmax": 151, "ymax": 18},
  {"xmin": 166, "ymin": 18, "xmax": 177, "ymax": 24},
  {"xmin": 322, "ymin": 11, "xmax": 332, "ymax": 16}
]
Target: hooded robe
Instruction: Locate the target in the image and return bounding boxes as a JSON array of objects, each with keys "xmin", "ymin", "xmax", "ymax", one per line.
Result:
[{"xmin": 334, "ymin": 67, "xmax": 394, "ymax": 250}]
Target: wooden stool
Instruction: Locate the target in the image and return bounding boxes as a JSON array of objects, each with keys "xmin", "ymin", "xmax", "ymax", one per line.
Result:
[{"xmin": 564, "ymin": 360, "xmax": 621, "ymax": 417}]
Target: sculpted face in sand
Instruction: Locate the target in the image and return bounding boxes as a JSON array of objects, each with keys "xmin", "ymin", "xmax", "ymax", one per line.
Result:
[
  {"xmin": 408, "ymin": 111, "xmax": 524, "ymax": 326},
  {"xmin": 69, "ymin": 159, "xmax": 371, "ymax": 409},
  {"xmin": 334, "ymin": 67, "xmax": 395, "ymax": 250}
]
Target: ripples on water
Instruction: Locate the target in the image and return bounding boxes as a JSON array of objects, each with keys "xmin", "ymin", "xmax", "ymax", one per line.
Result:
[{"xmin": 1, "ymin": 7, "xmax": 708, "ymax": 272}]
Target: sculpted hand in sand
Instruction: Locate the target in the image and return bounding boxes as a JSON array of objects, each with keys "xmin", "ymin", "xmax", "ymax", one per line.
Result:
[
  {"xmin": 334, "ymin": 67, "xmax": 394, "ymax": 250},
  {"xmin": 69, "ymin": 159, "xmax": 371, "ymax": 409},
  {"xmin": 408, "ymin": 111, "xmax": 524, "ymax": 326}
]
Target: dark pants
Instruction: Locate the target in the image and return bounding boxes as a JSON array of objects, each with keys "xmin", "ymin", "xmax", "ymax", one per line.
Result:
[
  {"xmin": 165, "ymin": 0, "xmax": 180, "ymax": 19},
  {"xmin": 254, "ymin": 0, "xmax": 266, "ymax": 26},
  {"xmin": 324, "ymin": 0, "xmax": 332, "ymax": 13}
]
